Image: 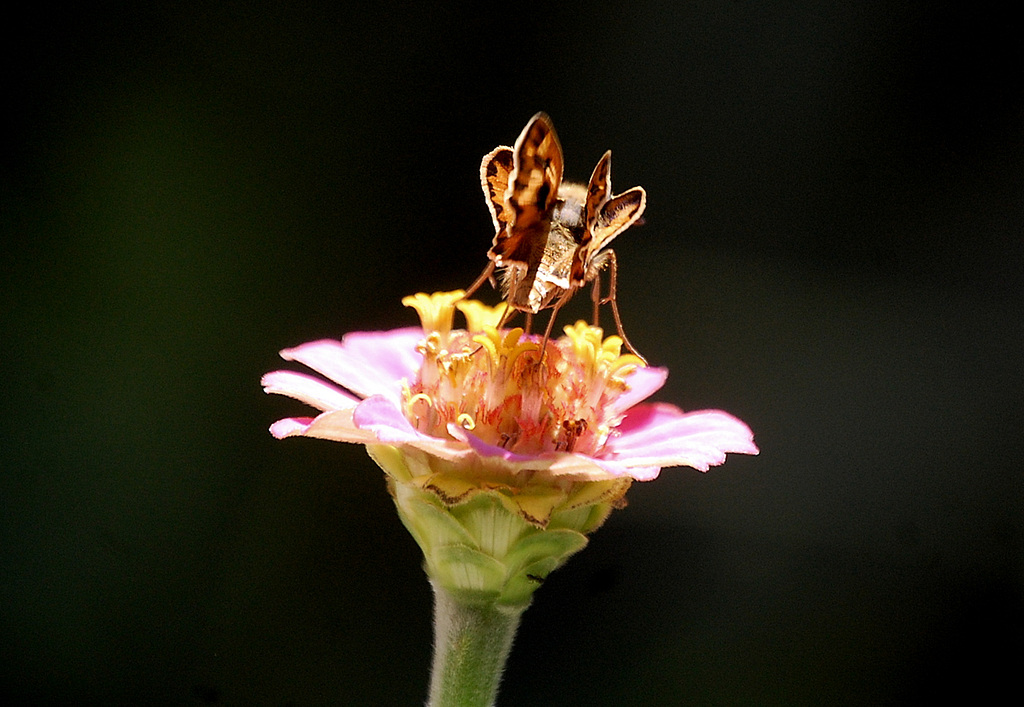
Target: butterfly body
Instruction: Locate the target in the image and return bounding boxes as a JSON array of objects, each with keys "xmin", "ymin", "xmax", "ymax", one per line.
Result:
[{"xmin": 500, "ymin": 180, "xmax": 585, "ymax": 313}]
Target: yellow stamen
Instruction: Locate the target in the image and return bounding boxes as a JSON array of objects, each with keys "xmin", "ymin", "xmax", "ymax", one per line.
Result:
[
  {"xmin": 456, "ymin": 299, "xmax": 508, "ymax": 333},
  {"xmin": 563, "ymin": 321, "xmax": 645, "ymax": 378},
  {"xmin": 400, "ymin": 295, "xmax": 646, "ymax": 461},
  {"xmin": 403, "ymin": 291, "xmax": 465, "ymax": 337},
  {"xmin": 472, "ymin": 326, "xmax": 538, "ymax": 375},
  {"xmin": 409, "ymin": 393, "xmax": 433, "ymax": 407}
]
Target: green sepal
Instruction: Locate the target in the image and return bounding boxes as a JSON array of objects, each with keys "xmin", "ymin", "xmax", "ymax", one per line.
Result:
[
  {"xmin": 391, "ymin": 480, "xmax": 478, "ymax": 550},
  {"xmin": 502, "ymin": 528, "xmax": 589, "ymax": 578},
  {"xmin": 499, "ymin": 530, "xmax": 589, "ymax": 605},
  {"xmin": 428, "ymin": 545, "xmax": 506, "ymax": 604},
  {"xmin": 367, "ymin": 443, "xmax": 624, "ymax": 606}
]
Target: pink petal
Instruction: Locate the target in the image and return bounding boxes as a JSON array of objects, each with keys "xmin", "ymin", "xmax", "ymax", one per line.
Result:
[
  {"xmin": 603, "ymin": 402, "xmax": 759, "ymax": 472},
  {"xmin": 351, "ymin": 396, "xmax": 469, "ymax": 461},
  {"xmin": 302, "ymin": 408, "xmax": 381, "ymax": 444},
  {"xmin": 446, "ymin": 426, "xmax": 664, "ymax": 483},
  {"xmin": 340, "ymin": 328, "xmax": 425, "ymax": 378},
  {"xmin": 446, "ymin": 423, "xmax": 538, "ymax": 464},
  {"xmin": 622, "ymin": 465, "xmax": 662, "ymax": 481},
  {"xmin": 280, "ymin": 327, "xmax": 423, "ymax": 404},
  {"xmin": 609, "ymin": 366, "xmax": 668, "ymax": 415},
  {"xmin": 262, "ymin": 370, "xmax": 360, "ymax": 411},
  {"xmin": 269, "ymin": 416, "xmax": 316, "ymax": 438},
  {"xmin": 548, "ymin": 450, "xmax": 663, "ymax": 481},
  {"xmin": 351, "ymin": 394, "xmax": 427, "ymax": 443},
  {"xmin": 543, "ymin": 453, "xmax": 631, "ymax": 479},
  {"xmin": 588, "ymin": 456, "xmax": 664, "ymax": 481},
  {"xmin": 269, "ymin": 409, "xmax": 382, "ymax": 444}
]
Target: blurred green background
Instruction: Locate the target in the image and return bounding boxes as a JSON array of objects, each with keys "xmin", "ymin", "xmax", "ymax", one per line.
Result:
[{"xmin": 2, "ymin": 1, "xmax": 1021, "ymax": 704}]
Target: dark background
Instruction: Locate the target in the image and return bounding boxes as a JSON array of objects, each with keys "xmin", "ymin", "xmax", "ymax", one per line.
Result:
[{"xmin": 3, "ymin": 1, "xmax": 1022, "ymax": 704}]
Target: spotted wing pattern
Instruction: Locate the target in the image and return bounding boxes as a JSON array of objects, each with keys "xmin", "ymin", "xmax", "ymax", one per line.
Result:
[
  {"xmin": 484, "ymin": 113, "xmax": 563, "ymax": 309},
  {"xmin": 570, "ymin": 151, "xmax": 645, "ymax": 286}
]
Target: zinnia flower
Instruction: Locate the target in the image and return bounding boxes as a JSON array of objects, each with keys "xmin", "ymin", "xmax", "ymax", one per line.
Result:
[
  {"xmin": 264, "ymin": 290, "xmax": 756, "ymax": 488},
  {"xmin": 263, "ymin": 290, "xmax": 756, "ymax": 584},
  {"xmin": 263, "ymin": 290, "xmax": 758, "ymax": 706}
]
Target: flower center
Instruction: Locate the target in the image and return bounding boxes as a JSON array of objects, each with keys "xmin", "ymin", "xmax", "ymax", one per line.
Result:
[{"xmin": 401, "ymin": 292, "xmax": 644, "ymax": 457}]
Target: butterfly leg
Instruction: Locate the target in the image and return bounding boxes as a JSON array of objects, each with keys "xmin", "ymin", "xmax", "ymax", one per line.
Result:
[
  {"xmin": 603, "ymin": 251, "xmax": 647, "ymax": 365},
  {"xmin": 465, "ymin": 262, "xmax": 525, "ymax": 330},
  {"xmin": 496, "ymin": 300, "xmax": 519, "ymax": 328},
  {"xmin": 590, "ymin": 270, "xmax": 603, "ymax": 326},
  {"xmin": 461, "ymin": 261, "xmax": 496, "ymax": 299},
  {"xmin": 537, "ymin": 288, "xmax": 575, "ymax": 361}
]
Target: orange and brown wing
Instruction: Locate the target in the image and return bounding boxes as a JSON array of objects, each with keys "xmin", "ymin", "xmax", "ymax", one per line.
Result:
[
  {"xmin": 583, "ymin": 150, "xmax": 612, "ymax": 234},
  {"xmin": 488, "ymin": 112, "xmax": 563, "ymax": 307},
  {"xmin": 595, "ymin": 187, "xmax": 645, "ymax": 246},
  {"xmin": 480, "ymin": 146, "xmax": 514, "ymax": 232},
  {"xmin": 571, "ymin": 151, "xmax": 645, "ymax": 286}
]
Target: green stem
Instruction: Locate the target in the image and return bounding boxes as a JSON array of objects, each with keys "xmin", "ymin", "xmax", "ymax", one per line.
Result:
[{"xmin": 427, "ymin": 582, "xmax": 527, "ymax": 707}]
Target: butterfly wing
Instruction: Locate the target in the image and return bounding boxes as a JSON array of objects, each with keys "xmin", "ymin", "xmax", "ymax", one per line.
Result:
[
  {"xmin": 488, "ymin": 113, "xmax": 563, "ymax": 309},
  {"xmin": 480, "ymin": 146, "xmax": 514, "ymax": 232},
  {"xmin": 571, "ymin": 151, "xmax": 645, "ymax": 286},
  {"xmin": 583, "ymin": 150, "xmax": 612, "ymax": 230}
]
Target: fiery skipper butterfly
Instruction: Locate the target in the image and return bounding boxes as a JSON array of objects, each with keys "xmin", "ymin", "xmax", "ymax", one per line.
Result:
[{"xmin": 466, "ymin": 112, "xmax": 647, "ymax": 360}]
